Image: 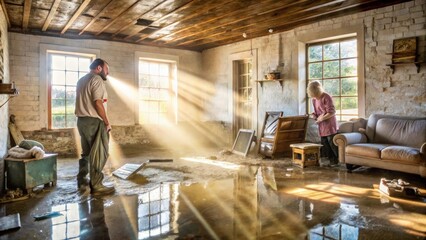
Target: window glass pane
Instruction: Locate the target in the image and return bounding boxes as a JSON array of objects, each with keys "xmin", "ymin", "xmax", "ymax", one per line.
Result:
[
  {"xmin": 79, "ymin": 72, "xmax": 88, "ymax": 79},
  {"xmin": 150, "ymin": 89, "xmax": 159, "ymax": 100},
  {"xmin": 52, "ymin": 71, "xmax": 66, "ymax": 85},
  {"xmin": 52, "ymin": 86, "xmax": 66, "ymax": 99},
  {"xmin": 149, "ymin": 63, "xmax": 159, "ymax": 75},
  {"xmin": 49, "ymin": 53, "xmax": 92, "ymax": 129},
  {"xmin": 51, "ymin": 55, "xmax": 65, "ymax": 70},
  {"xmin": 52, "ymin": 115, "xmax": 65, "ymax": 128},
  {"xmin": 247, "ymin": 88, "xmax": 253, "ymax": 101},
  {"xmin": 79, "ymin": 58, "xmax": 90, "ymax": 71},
  {"xmin": 139, "ymin": 59, "xmax": 174, "ymax": 124},
  {"xmin": 308, "ymin": 45, "xmax": 322, "ymax": 62},
  {"xmin": 66, "ymin": 101, "xmax": 75, "ymax": 116},
  {"xmin": 66, "ymin": 72, "xmax": 79, "ymax": 86},
  {"xmin": 66, "ymin": 57, "xmax": 79, "ymax": 71},
  {"xmin": 66, "ymin": 86, "xmax": 76, "ymax": 99},
  {"xmin": 66, "ymin": 115, "xmax": 76, "ymax": 128},
  {"xmin": 140, "ymin": 61, "xmax": 149, "ymax": 74},
  {"xmin": 159, "ymin": 102, "xmax": 167, "ymax": 113},
  {"xmin": 341, "ymin": 59, "xmax": 357, "ymax": 77},
  {"xmin": 139, "ymin": 88, "xmax": 150, "ymax": 100},
  {"xmin": 342, "ymin": 97, "xmax": 358, "ymax": 115},
  {"xmin": 342, "ymin": 78, "xmax": 357, "ymax": 96},
  {"xmin": 324, "ymin": 43, "xmax": 339, "ymax": 60},
  {"xmin": 159, "ymin": 64, "xmax": 169, "ymax": 76},
  {"xmin": 323, "ymin": 79, "xmax": 340, "ymax": 96},
  {"xmin": 140, "ymin": 74, "xmax": 149, "ymax": 87},
  {"xmin": 341, "ymin": 39, "xmax": 357, "ymax": 58},
  {"xmin": 334, "ymin": 97, "xmax": 341, "ymax": 114},
  {"xmin": 308, "ymin": 63, "xmax": 322, "ymax": 79},
  {"xmin": 149, "ymin": 76, "xmax": 160, "ymax": 88},
  {"xmin": 323, "ymin": 61, "xmax": 339, "ymax": 78},
  {"xmin": 148, "ymin": 101, "xmax": 158, "ymax": 113},
  {"xmin": 159, "ymin": 76, "xmax": 169, "ymax": 88},
  {"xmin": 159, "ymin": 89, "xmax": 168, "ymax": 101},
  {"xmin": 51, "ymin": 99, "xmax": 65, "ymax": 114}
]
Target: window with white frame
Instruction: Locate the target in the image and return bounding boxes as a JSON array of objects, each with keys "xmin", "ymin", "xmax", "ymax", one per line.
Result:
[
  {"xmin": 48, "ymin": 53, "xmax": 93, "ymax": 128},
  {"xmin": 138, "ymin": 59, "xmax": 176, "ymax": 124},
  {"xmin": 306, "ymin": 38, "xmax": 358, "ymax": 121}
]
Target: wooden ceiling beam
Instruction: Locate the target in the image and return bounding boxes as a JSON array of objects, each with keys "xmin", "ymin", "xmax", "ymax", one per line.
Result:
[
  {"xmin": 79, "ymin": 0, "xmax": 114, "ymax": 35},
  {"xmin": 114, "ymin": 0, "xmax": 171, "ymax": 38},
  {"xmin": 42, "ymin": 0, "xmax": 61, "ymax": 31},
  {"xmin": 95, "ymin": 0, "xmax": 142, "ymax": 36},
  {"xmin": 61, "ymin": 0, "xmax": 91, "ymax": 34},
  {"xmin": 191, "ymin": 0, "xmax": 384, "ymax": 49},
  {"xmin": 0, "ymin": 0, "xmax": 11, "ymax": 28},
  {"xmin": 149, "ymin": 0, "xmax": 305, "ymax": 44},
  {"xmin": 175, "ymin": 0, "xmax": 340, "ymax": 46},
  {"xmin": 160, "ymin": 0, "xmax": 306, "ymax": 42},
  {"xmin": 22, "ymin": 0, "xmax": 32, "ymax": 30},
  {"xmin": 137, "ymin": 0, "xmax": 234, "ymax": 42},
  {"xmin": 120, "ymin": 0, "xmax": 197, "ymax": 40}
]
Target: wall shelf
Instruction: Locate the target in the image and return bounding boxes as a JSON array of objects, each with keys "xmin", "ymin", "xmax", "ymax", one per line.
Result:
[
  {"xmin": 386, "ymin": 37, "xmax": 423, "ymax": 74},
  {"xmin": 386, "ymin": 62, "xmax": 424, "ymax": 73},
  {"xmin": 255, "ymin": 79, "xmax": 284, "ymax": 87}
]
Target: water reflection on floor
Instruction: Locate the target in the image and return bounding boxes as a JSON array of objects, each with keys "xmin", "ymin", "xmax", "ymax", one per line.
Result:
[{"xmin": 3, "ymin": 165, "xmax": 426, "ymax": 240}]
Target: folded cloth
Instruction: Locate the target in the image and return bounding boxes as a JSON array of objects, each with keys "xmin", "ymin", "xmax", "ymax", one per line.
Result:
[
  {"xmin": 30, "ymin": 146, "xmax": 45, "ymax": 159},
  {"xmin": 8, "ymin": 146, "xmax": 45, "ymax": 159}
]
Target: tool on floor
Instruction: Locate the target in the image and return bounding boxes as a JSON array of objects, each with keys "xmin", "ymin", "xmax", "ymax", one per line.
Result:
[
  {"xmin": 33, "ymin": 211, "xmax": 63, "ymax": 221},
  {"xmin": 112, "ymin": 159, "xmax": 173, "ymax": 180}
]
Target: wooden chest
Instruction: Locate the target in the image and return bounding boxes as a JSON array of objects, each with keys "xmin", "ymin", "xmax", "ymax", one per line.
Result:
[{"xmin": 5, "ymin": 153, "xmax": 57, "ymax": 193}]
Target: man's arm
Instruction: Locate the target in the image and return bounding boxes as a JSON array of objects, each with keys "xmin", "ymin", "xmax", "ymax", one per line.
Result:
[{"xmin": 94, "ymin": 99, "xmax": 111, "ymax": 131}]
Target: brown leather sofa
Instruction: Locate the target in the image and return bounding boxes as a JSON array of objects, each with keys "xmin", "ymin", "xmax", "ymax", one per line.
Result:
[{"xmin": 333, "ymin": 114, "xmax": 426, "ymax": 177}]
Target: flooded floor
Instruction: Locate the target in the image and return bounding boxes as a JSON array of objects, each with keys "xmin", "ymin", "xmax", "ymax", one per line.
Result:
[{"xmin": 1, "ymin": 146, "xmax": 425, "ymax": 240}]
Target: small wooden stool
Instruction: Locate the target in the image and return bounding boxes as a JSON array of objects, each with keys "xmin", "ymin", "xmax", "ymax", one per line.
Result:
[{"xmin": 290, "ymin": 143, "xmax": 322, "ymax": 168}]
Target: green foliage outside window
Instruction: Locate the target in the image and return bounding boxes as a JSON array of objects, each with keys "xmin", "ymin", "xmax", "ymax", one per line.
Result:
[{"xmin": 307, "ymin": 38, "xmax": 358, "ymax": 121}]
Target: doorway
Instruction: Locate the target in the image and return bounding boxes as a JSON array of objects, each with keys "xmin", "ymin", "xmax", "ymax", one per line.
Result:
[{"xmin": 233, "ymin": 59, "xmax": 253, "ymax": 138}]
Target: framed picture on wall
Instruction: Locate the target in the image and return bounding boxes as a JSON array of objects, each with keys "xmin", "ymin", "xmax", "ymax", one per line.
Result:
[{"xmin": 392, "ymin": 37, "xmax": 417, "ymax": 63}]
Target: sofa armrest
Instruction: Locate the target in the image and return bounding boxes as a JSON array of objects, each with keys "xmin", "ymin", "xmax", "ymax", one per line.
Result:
[
  {"xmin": 333, "ymin": 132, "xmax": 368, "ymax": 163},
  {"xmin": 421, "ymin": 142, "xmax": 426, "ymax": 155},
  {"xmin": 333, "ymin": 132, "xmax": 367, "ymax": 146}
]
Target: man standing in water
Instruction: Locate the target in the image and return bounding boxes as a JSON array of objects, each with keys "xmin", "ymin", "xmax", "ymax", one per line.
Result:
[{"xmin": 75, "ymin": 58, "xmax": 114, "ymax": 195}]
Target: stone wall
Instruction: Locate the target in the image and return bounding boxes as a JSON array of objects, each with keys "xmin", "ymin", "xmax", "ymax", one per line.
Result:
[
  {"xmin": 0, "ymin": 5, "xmax": 10, "ymax": 194},
  {"xmin": 202, "ymin": 0, "xmax": 425, "ymax": 136},
  {"xmin": 19, "ymin": 121, "xmax": 230, "ymax": 157}
]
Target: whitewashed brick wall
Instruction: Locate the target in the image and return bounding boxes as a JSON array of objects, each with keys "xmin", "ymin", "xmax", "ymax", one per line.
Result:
[{"xmin": 8, "ymin": 34, "xmax": 203, "ymax": 131}]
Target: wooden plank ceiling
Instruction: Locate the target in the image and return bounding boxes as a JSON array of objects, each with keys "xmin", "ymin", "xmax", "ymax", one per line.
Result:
[{"xmin": 1, "ymin": 0, "xmax": 412, "ymax": 51}]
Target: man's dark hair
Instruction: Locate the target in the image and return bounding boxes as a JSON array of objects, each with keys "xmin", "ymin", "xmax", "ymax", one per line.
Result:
[{"xmin": 89, "ymin": 58, "xmax": 108, "ymax": 70}]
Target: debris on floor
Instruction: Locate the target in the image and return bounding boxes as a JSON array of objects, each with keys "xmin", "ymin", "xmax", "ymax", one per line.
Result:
[
  {"xmin": 113, "ymin": 159, "xmax": 174, "ymax": 180},
  {"xmin": 0, "ymin": 213, "xmax": 21, "ymax": 232},
  {"xmin": 0, "ymin": 189, "xmax": 28, "ymax": 203},
  {"xmin": 378, "ymin": 178, "xmax": 422, "ymax": 198}
]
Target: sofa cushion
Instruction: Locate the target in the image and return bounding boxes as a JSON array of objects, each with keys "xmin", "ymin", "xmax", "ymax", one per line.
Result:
[
  {"xmin": 381, "ymin": 146, "xmax": 423, "ymax": 163},
  {"xmin": 346, "ymin": 143, "xmax": 390, "ymax": 158},
  {"xmin": 373, "ymin": 118, "xmax": 426, "ymax": 148}
]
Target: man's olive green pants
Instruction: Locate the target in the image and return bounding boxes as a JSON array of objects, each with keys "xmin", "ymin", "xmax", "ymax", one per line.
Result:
[{"xmin": 77, "ymin": 117, "xmax": 109, "ymax": 187}]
